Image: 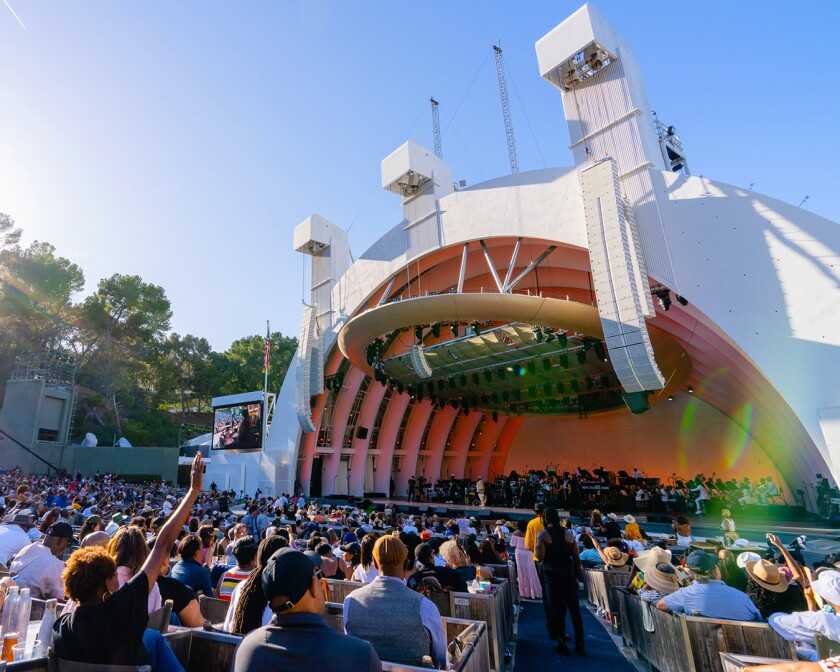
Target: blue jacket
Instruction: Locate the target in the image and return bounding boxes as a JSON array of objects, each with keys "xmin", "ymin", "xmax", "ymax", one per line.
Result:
[{"xmin": 171, "ymin": 558, "xmax": 214, "ymax": 596}]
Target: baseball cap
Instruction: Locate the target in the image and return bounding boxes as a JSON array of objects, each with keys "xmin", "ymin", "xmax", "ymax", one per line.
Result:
[
  {"xmin": 46, "ymin": 520, "xmax": 79, "ymax": 546},
  {"xmin": 686, "ymin": 550, "xmax": 719, "ymax": 573},
  {"xmin": 262, "ymin": 548, "xmax": 320, "ymax": 612},
  {"xmin": 339, "ymin": 542, "xmax": 361, "ymax": 554},
  {"xmin": 534, "ymin": 502, "xmax": 546, "ymax": 512},
  {"xmin": 303, "ymin": 550, "xmax": 323, "ymax": 567}
]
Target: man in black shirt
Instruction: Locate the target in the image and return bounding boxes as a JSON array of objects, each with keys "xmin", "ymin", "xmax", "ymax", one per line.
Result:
[{"xmin": 232, "ymin": 548, "xmax": 380, "ymax": 672}]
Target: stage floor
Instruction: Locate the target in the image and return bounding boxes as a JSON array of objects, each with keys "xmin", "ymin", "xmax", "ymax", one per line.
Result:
[{"xmin": 367, "ymin": 497, "xmax": 840, "ymax": 550}]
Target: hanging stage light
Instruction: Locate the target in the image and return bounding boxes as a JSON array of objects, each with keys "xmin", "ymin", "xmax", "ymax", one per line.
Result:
[
  {"xmin": 460, "ymin": 375, "xmax": 467, "ymax": 387},
  {"xmin": 687, "ymin": 385, "xmax": 694, "ymax": 393},
  {"xmin": 472, "ymin": 372, "xmax": 480, "ymax": 385},
  {"xmin": 542, "ymin": 359, "xmax": 552, "ymax": 372},
  {"xmin": 676, "ymin": 295, "xmax": 688, "ymax": 306},
  {"xmin": 571, "ymin": 379, "xmax": 580, "ymax": 392},
  {"xmin": 438, "ymin": 379, "xmax": 445, "ymax": 391},
  {"xmin": 450, "ymin": 322, "xmax": 459, "ymax": 337},
  {"xmin": 484, "ymin": 369, "xmax": 492, "ymax": 383},
  {"xmin": 545, "ymin": 331, "xmax": 555, "ymax": 343},
  {"xmin": 415, "ymin": 325, "xmax": 424, "ymax": 341},
  {"xmin": 397, "ymin": 382, "xmax": 404, "ymax": 394},
  {"xmin": 593, "ymin": 341, "xmax": 607, "ymax": 361},
  {"xmin": 448, "ymin": 378, "xmax": 456, "ymax": 389},
  {"xmin": 556, "ymin": 381, "xmax": 565, "ymax": 394},
  {"xmin": 527, "ymin": 361, "xmax": 536, "ymax": 375},
  {"xmin": 498, "ymin": 367, "xmax": 506, "ymax": 381},
  {"xmin": 576, "ymin": 350, "xmax": 587, "ymax": 365},
  {"xmin": 559, "ymin": 354, "xmax": 569, "ymax": 369},
  {"xmin": 585, "ymin": 376, "xmax": 594, "ymax": 390},
  {"xmin": 432, "ymin": 323, "xmax": 441, "ymax": 338},
  {"xmin": 543, "ymin": 382, "xmax": 552, "ymax": 396},
  {"xmin": 427, "ymin": 382, "xmax": 434, "ymax": 396},
  {"xmin": 471, "ymin": 322, "xmax": 481, "ymax": 336},
  {"xmin": 558, "ymin": 332, "xmax": 568, "ymax": 348},
  {"xmin": 492, "ymin": 411, "xmax": 499, "ymax": 423},
  {"xmin": 533, "ymin": 326, "xmax": 543, "ymax": 343}
]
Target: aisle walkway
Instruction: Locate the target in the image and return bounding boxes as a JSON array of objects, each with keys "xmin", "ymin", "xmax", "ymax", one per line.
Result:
[{"xmin": 513, "ymin": 597, "xmax": 637, "ymax": 671}]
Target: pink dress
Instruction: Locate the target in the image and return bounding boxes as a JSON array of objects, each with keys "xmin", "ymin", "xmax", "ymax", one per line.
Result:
[{"xmin": 510, "ymin": 534, "xmax": 542, "ymax": 600}]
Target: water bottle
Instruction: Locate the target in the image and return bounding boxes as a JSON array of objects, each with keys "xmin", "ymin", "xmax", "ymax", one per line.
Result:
[
  {"xmin": 0, "ymin": 587, "xmax": 19, "ymax": 634},
  {"xmin": 13, "ymin": 589, "xmax": 31, "ymax": 651},
  {"xmin": 33, "ymin": 599, "xmax": 57, "ymax": 659}
]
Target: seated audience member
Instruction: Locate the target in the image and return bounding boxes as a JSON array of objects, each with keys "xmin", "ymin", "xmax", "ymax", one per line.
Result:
[
  {"xmin": 171, "ymin": 533, "xmax": 214, "ymax": 596},
  {"xmin": 109, "ymin": 526, "xmax": 163, "ymax": 614},
  {"xmin": 745, "ymin": 559, "xmax": 806, "ymax": 619},
  {"xmin": 318, "ymin": 543, "xmax": 349, "ymax": 580},
  {"xmin": 217, "ymin": 537, "xmax": 258, "ymax": 600},
  {"xmin": 407, "ymin": 542, "xmax": 468, "ymax": 594},
  {"xmin": 148, "ymin": 537, "xmax": 204, "ymax": 628},
  {"xmin": 10, "ymin": 520, "xmax": 75, "ymax": 598},
  {"xmin": 717, "ymin": 549, "xmax": 749, "ymax": 592},
  {"xmin": 53, "ymin": 452, "xmax": 204, "ymax": 670},
  {"xmin": 0, "ymin": 513, "xmax": 35, "ymax": 566},
  {"xmin": 768, "ymin": 569, "xmax": 840, "ymax": 662},
  {"xmin": 591, "ymin": 536, "xmax": 630, "ymax": 572},
  {"xmin": 636, "ymin": 562, "xmax": 680, "ymax": 603},
  {"xmin": 344, "ymin": 536, "xmax": 446, "ymax": 668},
  {"xmin": 657, "ymin": 551, "xmax": 762, "ymax": 621},
  {"xmin": 623, "ymin": 515, "xmax": 642, "ymax": 541},
  {"xmin": 603, "ymin": 514, "xmax": 621, "ymax": 540},
  {"xmin": 578, "ymin": 534, "xmax": 602, "ymax": 566},
  {"xmin": 81, "ymin": 531, "xmax": 111, "ymax": 548},
  {"xmin": 232, "ymin": 548, "xmax": 381, "ymax": 672},
  {"xmin": 480, "ymin": 537, "xmax": 503, "ymax": 566},
  {"xmin": 227, "ymin": 535, "xmax": 289, "ymax": 634},
  {"xmin": 464, "ymin": 540, "xmax": 493, "ymax": 580},
  {"xmin": 351, "ymin": 536, "xmax": 378, "ymax": 583},
  {"xmin": 440, "ymin": 539, "xmax": 476, "ymax": 583}
]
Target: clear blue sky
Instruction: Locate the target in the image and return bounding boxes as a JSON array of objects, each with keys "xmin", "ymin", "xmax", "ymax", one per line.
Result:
[{"xmin": 2, "ymin": 1, "xmax": 838, "ymax": 351}]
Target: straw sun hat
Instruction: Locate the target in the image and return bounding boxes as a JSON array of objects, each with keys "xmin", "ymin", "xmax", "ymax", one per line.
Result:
[
  {"xmin": 603, "ymin": 546, "xmax": 629, "ymax": 566},
  {"xmin": 745, "ymin": 559, "xmax": 789, "ymax": 593},
  {"xmin": 644, "ymin": 563, "xmax": 680, "ymax": 595},
  {"xmin": 633, "ymin": 546, "xmax": 672, "ymax": 573}
]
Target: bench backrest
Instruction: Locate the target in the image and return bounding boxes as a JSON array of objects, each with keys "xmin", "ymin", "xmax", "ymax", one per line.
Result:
[
  {"xmin": 198, "ymin": 594, "xmax": 229, "ymax": 625},
  {"xmin": 615, "ymin": 589, "xmax": 798, "ymax": 672},
  {"xmin": 448, "ymin": 580, "xmax": 513, "ymax": 672},
  {"xmin": 324, "ymin": 578, "xmax": 365, "ymax": 604}
]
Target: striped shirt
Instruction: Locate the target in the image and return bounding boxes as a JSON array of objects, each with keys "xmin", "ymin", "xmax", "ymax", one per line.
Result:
[{"xmin": 218, "ymin": 568, "xmax": 253, "ymax": 601}]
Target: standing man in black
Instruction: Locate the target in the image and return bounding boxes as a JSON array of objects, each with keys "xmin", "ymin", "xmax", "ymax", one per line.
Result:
[
  {"xmin": 407, "ymin": 476, "xmax": 416, "ymax": 503},
  {"xmin": 536, "ymin": 507, "xmax": 585, "ymax": 657}
]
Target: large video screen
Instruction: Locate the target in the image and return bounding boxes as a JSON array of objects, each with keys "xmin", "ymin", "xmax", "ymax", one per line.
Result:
[{"xmin": 212, "ymin": 401, "xmax": 262, "ymax": 451}]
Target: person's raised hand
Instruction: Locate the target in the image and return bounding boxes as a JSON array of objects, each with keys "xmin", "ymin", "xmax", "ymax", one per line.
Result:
[
  {"xmin": 766, "ymin": 533, "xmax": 782, "ymax": 548},
  {"xmin": 190, "ymin": 452, "xmax": 204, "ymax": 492}
]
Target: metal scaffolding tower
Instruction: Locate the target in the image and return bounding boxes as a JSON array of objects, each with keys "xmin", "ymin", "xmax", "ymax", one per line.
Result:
[
  {"xmin": 493, "ymin": 45, "xmax": 519, "ymax": 174},
  {"xmin": 430, "ymin": 97, "xmax": 442, "ymax": 159}
]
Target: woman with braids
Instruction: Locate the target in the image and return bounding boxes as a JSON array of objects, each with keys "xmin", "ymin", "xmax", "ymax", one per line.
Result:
[
  {"xmin": 225, "ymin": 535, "xmax": 289, "ymax": 634},
  {"xmin": 52, "ymin": 452, "xmax": 204, "ymax": 670}
]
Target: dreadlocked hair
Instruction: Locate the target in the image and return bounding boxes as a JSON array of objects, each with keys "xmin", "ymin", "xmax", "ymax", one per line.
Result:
[{"xmin": 230, "ymin": 535, "xmax": 288, "ymax": 634}]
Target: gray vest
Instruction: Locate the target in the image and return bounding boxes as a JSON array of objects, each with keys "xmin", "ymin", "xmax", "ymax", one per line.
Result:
[{"xmin": 346, "ymin": 577, "xmax": 430, "ymax": 664}]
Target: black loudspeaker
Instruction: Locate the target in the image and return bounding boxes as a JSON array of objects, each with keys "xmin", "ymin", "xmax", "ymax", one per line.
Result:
[
  {"xmin": 622, "ymin": 391, "xmax": 650, "ymax": 415},
  {"xmin": 356, "ymin": 426, "xmax": 369, "ymax": 439}
]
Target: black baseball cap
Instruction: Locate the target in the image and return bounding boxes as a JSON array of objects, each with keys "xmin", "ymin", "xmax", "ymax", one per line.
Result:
[
  {"xmin": 262, "ymin": 548, "xmax": 320, "ymax": 613},
  {"xmin": 46, "ymin": 520, "xmax": 79, "ymax": 546}
]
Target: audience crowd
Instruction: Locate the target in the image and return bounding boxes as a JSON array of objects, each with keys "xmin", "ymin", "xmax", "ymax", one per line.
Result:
[{"xmin": 0, "ymin": 461, "xmax": 839, "ymax": 670}]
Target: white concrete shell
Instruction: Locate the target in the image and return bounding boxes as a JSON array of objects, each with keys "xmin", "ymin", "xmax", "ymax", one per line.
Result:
[{"xmin": 204, "ymin": 5, "xmax": 840, "ymax": 507}]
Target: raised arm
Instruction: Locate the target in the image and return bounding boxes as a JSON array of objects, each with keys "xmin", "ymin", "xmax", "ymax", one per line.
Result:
[
  {"xmin": 141, "ymin": 452, "xmax": 203, "ymax": 591},
  {"xmin": 766, "ymin": 533, "xmax": 804, "ymax": 585},
  {"xmin": 590, "ymin": 535, "xmax": 610, "ymax": 566}
]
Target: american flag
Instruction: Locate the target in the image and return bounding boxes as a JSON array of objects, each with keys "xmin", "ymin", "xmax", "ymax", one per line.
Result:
[{"xmin": 263, "ymin": 335, "xmax": 271, "ymax": 372}]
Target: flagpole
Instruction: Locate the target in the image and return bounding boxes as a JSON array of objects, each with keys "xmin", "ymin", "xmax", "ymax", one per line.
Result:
[{"xmin": 263, "ymin": 320, "xmax": 270, "ymax": 449}]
